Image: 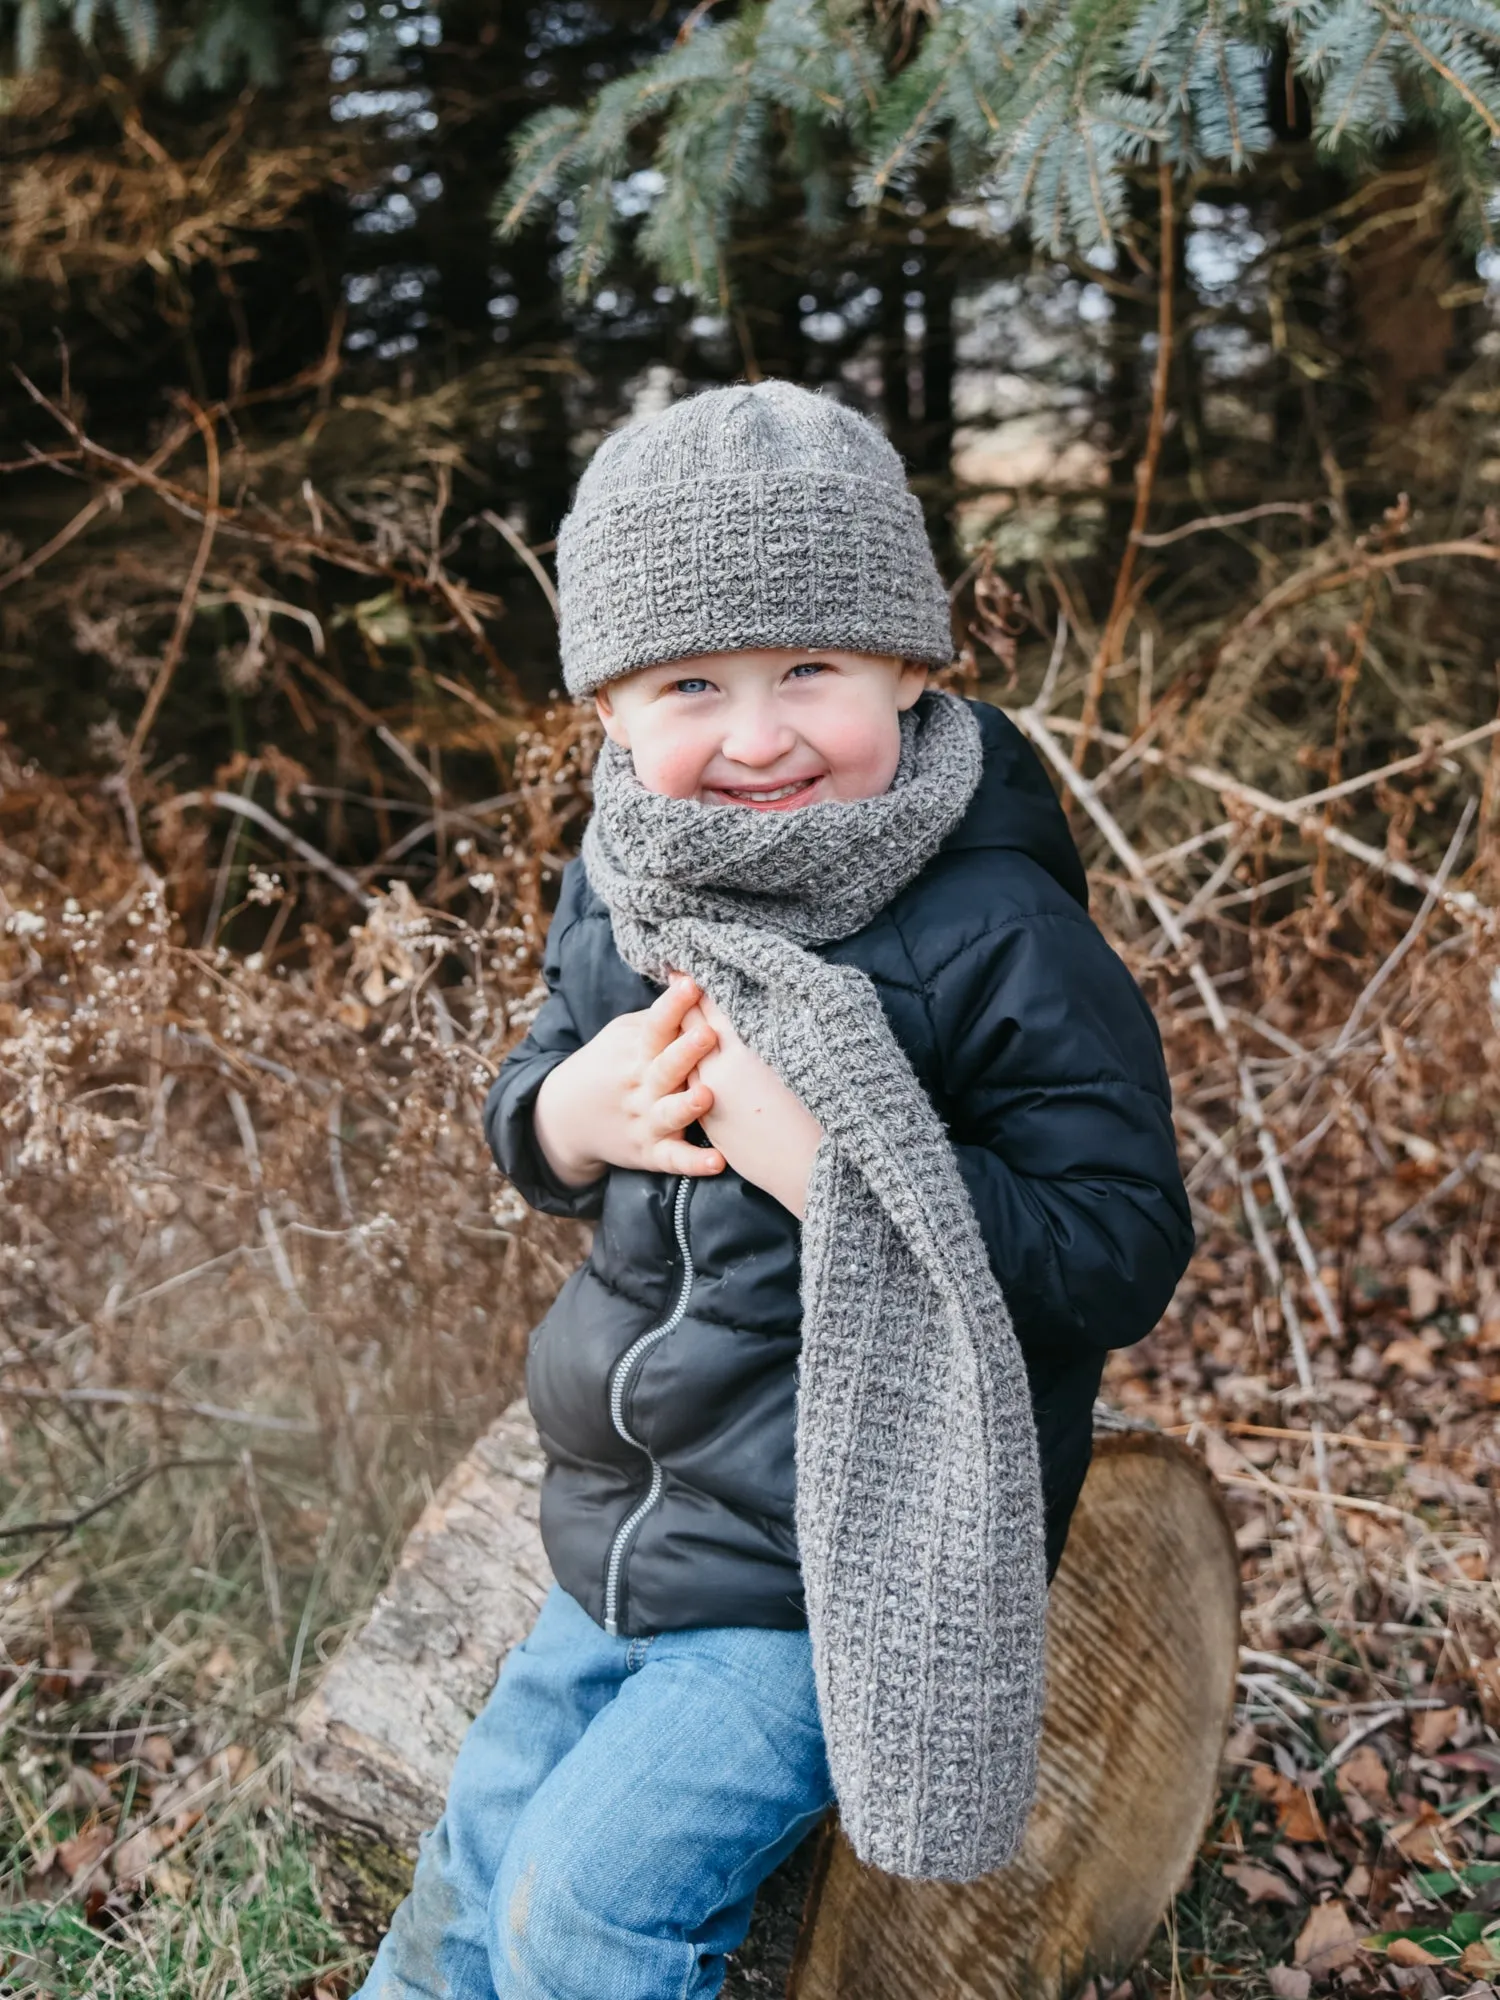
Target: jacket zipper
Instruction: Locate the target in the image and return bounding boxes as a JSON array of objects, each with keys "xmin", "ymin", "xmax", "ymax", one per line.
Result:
[{"xmin": 601, "ymin": 1175, "xmax": 694, "ymax": 1636}]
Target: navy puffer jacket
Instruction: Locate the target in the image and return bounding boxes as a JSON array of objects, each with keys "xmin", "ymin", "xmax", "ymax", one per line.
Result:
[{"xmin": 486, "ymin": 701, "xmax": 1192, "ymax": 1638}]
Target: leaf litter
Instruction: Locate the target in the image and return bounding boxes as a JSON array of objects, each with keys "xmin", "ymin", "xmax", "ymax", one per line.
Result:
[{"xmin": 0, "ymin": 399, "xmax": 1497, "ymax": 1996}]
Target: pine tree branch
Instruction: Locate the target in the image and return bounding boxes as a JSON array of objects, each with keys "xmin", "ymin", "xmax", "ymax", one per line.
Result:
[{"xmin": 1383, "ymin": 6, "xmax": 1500, "ymax": 139}]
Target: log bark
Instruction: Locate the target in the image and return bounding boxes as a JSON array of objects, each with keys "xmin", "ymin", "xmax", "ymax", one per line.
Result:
[{"xmin": 293, "ymin": 1407, "xmax": 1238, "ymax": 1997}]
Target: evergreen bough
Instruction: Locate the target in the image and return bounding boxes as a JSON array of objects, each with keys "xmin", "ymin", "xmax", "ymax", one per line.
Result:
[
  {"xmin": 8, "ymin": 0, "xmax": 1500, "ymax": 279},
  {"xmin": 494, "ymin": 0, "xmax": 1500, "ymax": 297}
]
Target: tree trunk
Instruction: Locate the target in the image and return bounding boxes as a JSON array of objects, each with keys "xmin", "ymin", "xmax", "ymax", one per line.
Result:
[{"xmin": 293, "ymin": 1408, "xmax": 1239, "ymax": 1997}]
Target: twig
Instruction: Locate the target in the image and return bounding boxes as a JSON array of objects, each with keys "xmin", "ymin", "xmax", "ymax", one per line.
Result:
[
  {"xmin": 11, "ymin": 371, "xmax": 506, "ymax": 677},
  {"xmin": 0, "ymin": 407, "xmax": 197, "ymax": 597},
  {"xmin": 1383, "ymin": 1146, "xmax": 1489, "ymax": 1239},
  {"xmin": 326, "ymin": 1088, "xmax": 373, "ymax": 1265},
  {"xmin": 170, "ymin": 790, "xmax": 371, "ymax": 905},
  {"xmin": 1032, "ymin": 613, "xmax": 1070, "ymax": 719},
  {"xmin": 1027, "ymin": 712, "xmax": 1496, "ymax": 922},
  {"xmin": 200, "ymin": 760, "xmax": 259, "ymax": 948},
  {"xmin": 1216, "ymin": 1471, "xmax": 1411, "ymax": 1523},
  {"xmin": 1041, "ymin": 712, "xmax": 1500, "ymax": 826},
  {"xmin": 1136, "ymin": 500, "xmax": 1324, "ymax": 548},
  {"xmin": 1145, "ymin": 820, "xmax": 1237, "ymax": 875},
  {"xmin": 480, "ymin": 508, "xmax": 561, "ymax": 623},
  {"xmin": 0, "ymin": 1385, "xmax": 317, "ymax": 1434},
  {"xmin": 1018, "ymin": 704, "xmax": 1343, "ymax": 1498},
  {"xmin": 0, "ymin": 1456, "xmax": 234, "ymax": 1577},
  {"xmin": 124, "ymin": 399, "xmax": 220, "ymax": 775},
  {"xmin": 1222, "ymin": 536, "xmax": 1500, "ymax": 655},
  {"xmin": 110, "ymin": 1245, "xmax": 252, "ymax": 1314},
  {"xmin": 289, "ymin": 653, "xmax": 446, "ymax": 800},
  {"xmin": 1168, "ymin": 1421, "xmax": 1414, "ymax": 1457},
  {"xmin": 1235, "ymin": 1169, "xmax": 1334, "ymax": 1505},
  {"xmin": 1324, "ymin": 1707, "xmax": 1407, "ymax": 1772},
  {"xmin": 241, "ymin": 1447, "xmax": 285, "ymax": 1651},
  {"xmin": 1331, "ymin": 798, "xmax": 1477, "ymax": 1054},
  {"xmin": 225, "ymin": 1089, "xmax": 301, "ymax": 1304},
  {"xmin": 286, "ymin": 1508, "xmax": 339, "ymax": 1708},
  {"xmin": 1075, "ymin": 148, "xmax": 1174, "ymax": 770}
]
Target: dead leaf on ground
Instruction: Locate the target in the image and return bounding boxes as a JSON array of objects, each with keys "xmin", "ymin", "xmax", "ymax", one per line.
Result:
[
  {"xmin": 1225, "ymin": 1860, "xmax": 1302, "ymax": 1906},
  {"xmin": 1388, "ymin": 1802, "xmax": 1461, "ymax": 1868},
  {"xmin": 1337, "ymin": 1744, "xmax": 1392, "ymax": 1808},
  {"xmin": 1411, "ymin": 1705, "xmax": 1465, "ymax": 1755},
  {"xmin": 1293, "ymin": 1900, "xmax": 1360, "ymax": 1975},
  {"xmin": 1457, "ymin": 1939, "xmax": 1500, "ymax": 1977},
  {"xmin": 51, "ymin": 1763, "xmax": 112, "ymax": 1814},
  {"xmin": 1267, "ymin": 1968, "xmax": 1311, "ymax": 2000},
  {"xmin": 196, "ymin": 1642, "xmax": 238, "ymax": 1692},
  {"xmin": 1382, "ymin": 1337, "xmax": 1437, "ymax": 1379},
  {"xmin": 140, "ymin": 1734, "xmax": 176, "ymax": 1773},
  {"xmin": 38, "ymin": 1632, "xmax": 95, "ymax": 1698},
  {"xmin": 1252, "ymin": 1764, "xmax": 1328, "ymax": 1843},
  {"xmin": 1385, "ymin": 1937, "xmax": 1441, "ymax": 1967},
  {"xmin": 1405, "ymin": 1267, "xmax": 1442, "ymax": 1320},
  {"xmin": 111, "ymin": 1822, "xmax": 166, "ymax": 1888},
  {"xmin": 57, "ymin": 1821, "xmax": 113, "ymax": 1883},
  {"xmin": 148, "ymin": 1858, "xmax": 194, "ymax": 1901},
  {"xmin": 1472, "ymin": 1656, "xmax": 1500, "ymax": 1729}
]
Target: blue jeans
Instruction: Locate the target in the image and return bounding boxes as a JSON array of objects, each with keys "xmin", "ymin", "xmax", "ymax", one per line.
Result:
[{"xmin": 354, "ymin": 1584, "xmax": 834, "ymax": 2000}]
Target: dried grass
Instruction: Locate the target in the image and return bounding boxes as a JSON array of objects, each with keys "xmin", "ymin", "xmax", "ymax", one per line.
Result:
[
  {"xmin": 0, "ymin": 68, "xmax": 370, "ymax": 296},
  {"xmin": 0, "ymin": 344, "xmax": 1497, "ymax": 1992}
]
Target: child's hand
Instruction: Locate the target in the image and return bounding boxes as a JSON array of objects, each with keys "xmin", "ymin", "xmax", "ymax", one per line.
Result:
[
  {"xmin": 682, "ymin": 992, "xmax": 824, "ymax": 1220},
  {"xmin": 532, "ymin": 974, "xmax": 726, "ymax": 1187}
]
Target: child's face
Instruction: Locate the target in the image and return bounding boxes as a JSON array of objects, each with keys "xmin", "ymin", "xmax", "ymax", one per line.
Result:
[{"xmin": 594, "ymin": 647, "xmax": 928, "ymax": 809}]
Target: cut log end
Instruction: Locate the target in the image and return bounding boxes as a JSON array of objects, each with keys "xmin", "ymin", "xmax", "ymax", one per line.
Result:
[
  {"xmin": 293, "ymin": 1410, "xmax": 1239, "ymax": 1998},
  {"xmin": 790, "ymin": 1430, "xmax": 1241, "ymax": 1998}
]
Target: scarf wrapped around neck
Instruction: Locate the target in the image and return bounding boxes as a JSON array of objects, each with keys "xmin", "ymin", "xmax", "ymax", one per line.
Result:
[{"xmin": 581, "ymin": 689, "xmax": 1046, "ymax": 1881}]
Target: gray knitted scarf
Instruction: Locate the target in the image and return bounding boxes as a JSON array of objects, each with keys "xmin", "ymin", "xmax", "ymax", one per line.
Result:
[{"xmin": 581, "ymin": 689, "xmax": 1047, "ymax": 1882}]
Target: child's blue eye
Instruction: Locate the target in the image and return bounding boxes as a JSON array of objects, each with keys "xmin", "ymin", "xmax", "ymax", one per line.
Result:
[
  {"xmin": 669, "ymin": 678, "xmax": 712, "ymax": 696},
  {"xmin": 789, "ymin": 661, "xmax": 827, "ymax": 679}
]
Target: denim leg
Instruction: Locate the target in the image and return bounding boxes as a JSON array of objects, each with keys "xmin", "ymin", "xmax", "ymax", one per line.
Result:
[
  {"xmin": 490, "ymin": 1621, "xmax": 832, "ymax": 2000},
  {"xmin": 356, "ymin": 1587, "xmax": 632, "ymax": 2000}
]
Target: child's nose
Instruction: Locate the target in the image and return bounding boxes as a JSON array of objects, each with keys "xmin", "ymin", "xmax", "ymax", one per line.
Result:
[{"xmin": 719, "ymin": 706, "xmax": 796, "ymax": 769}]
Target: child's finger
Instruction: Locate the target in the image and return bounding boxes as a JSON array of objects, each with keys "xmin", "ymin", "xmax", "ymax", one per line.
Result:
[
  {"xmin": 643, "ymin": 973, "xmax": 700, "ymax": 1050},
  {"xmin": 648, "ymin": 1022, "xmax": 716, "ymax": 1096},
  {"xmin": 695, "ymin": 990, "xmax": 741, "ymax": 1045},
  {"xmin": 653, "ymin": 1137, "xmax": 725, "ymax": 1177},
  {"xmin": 651, "ymin": 1085, "xmax": 712, "ymax": 1137}
]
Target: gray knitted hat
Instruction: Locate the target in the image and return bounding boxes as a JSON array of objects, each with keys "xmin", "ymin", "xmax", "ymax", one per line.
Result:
[{"xmin": 556, "ymin": 379, "xmax": 954, "ymax": 696}]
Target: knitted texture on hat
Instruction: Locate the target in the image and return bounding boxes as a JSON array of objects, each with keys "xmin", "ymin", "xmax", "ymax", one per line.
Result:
[
  {"xmin": 557, "ymin": 380, "xmax": 954, "ymax": 696},
  {"xmin": 581, "ymin": 690, "xmax": 1048, "ymax": 1881}
]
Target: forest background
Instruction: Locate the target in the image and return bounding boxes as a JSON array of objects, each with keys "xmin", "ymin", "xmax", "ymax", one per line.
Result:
[{"xmin": 1, "ymin": 2, "xmax": 1500, "ymax": 1996}]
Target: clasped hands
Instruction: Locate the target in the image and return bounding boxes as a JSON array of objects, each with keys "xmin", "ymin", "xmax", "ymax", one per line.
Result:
[{"xmin": 531, "ymin": 974, "xmax": 823, "ymax": 1219}]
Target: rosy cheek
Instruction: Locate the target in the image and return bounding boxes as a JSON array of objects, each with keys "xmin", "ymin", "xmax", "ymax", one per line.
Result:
[
  {"xmin": 627, "ymin": 723, "xmax": 712, "ymax": 800},
  {"xmin": 813, "ymin": 710, "xmax": 901, "ymax": 797}
]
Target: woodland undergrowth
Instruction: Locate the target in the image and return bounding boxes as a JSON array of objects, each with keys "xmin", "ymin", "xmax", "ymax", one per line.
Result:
[{"xmin": 0, "ymin": 359, "xmax": 1497, "ymax": 1998}]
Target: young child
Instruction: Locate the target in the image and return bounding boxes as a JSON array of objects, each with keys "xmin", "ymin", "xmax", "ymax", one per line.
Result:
[{"xmin": 357, "ymin": 380, "xmax": 1192, "ymax": 2000}]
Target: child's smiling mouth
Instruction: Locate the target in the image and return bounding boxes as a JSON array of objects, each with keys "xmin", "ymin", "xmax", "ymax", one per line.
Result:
[{"xmin": 704, "ymin": 775, "xmax": 825, "ymax": 810}]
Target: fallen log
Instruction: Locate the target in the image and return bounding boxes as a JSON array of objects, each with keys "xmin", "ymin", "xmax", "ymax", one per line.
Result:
[{"xmin": 293, "ymin": 1402, "xmax": 1239, "ymax": 1997}]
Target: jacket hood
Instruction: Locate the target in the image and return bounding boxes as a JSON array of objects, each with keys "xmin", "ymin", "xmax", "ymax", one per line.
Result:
[{"xmin": 940, "ymin": 699, "xmax": 1089, "ymax": 911}]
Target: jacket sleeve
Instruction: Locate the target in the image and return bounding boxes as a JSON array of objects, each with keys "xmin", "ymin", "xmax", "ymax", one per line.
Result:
[
  {"xmin": 922, "ymin": 905, "xmax": 1193, "ymax": 1365},
  {"xmin": 482, "ymin": 861, "xmax": 608, "ymax": 1221}
]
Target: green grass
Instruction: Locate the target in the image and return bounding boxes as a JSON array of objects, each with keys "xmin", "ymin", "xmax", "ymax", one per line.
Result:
[
  {"xmin": 0, "ymin": 1441, "xmax": 400, "ymax": 2000},
  {"xmin": 0, "ymin": 1813, "xmax": 359, "ymax": 1999}
]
